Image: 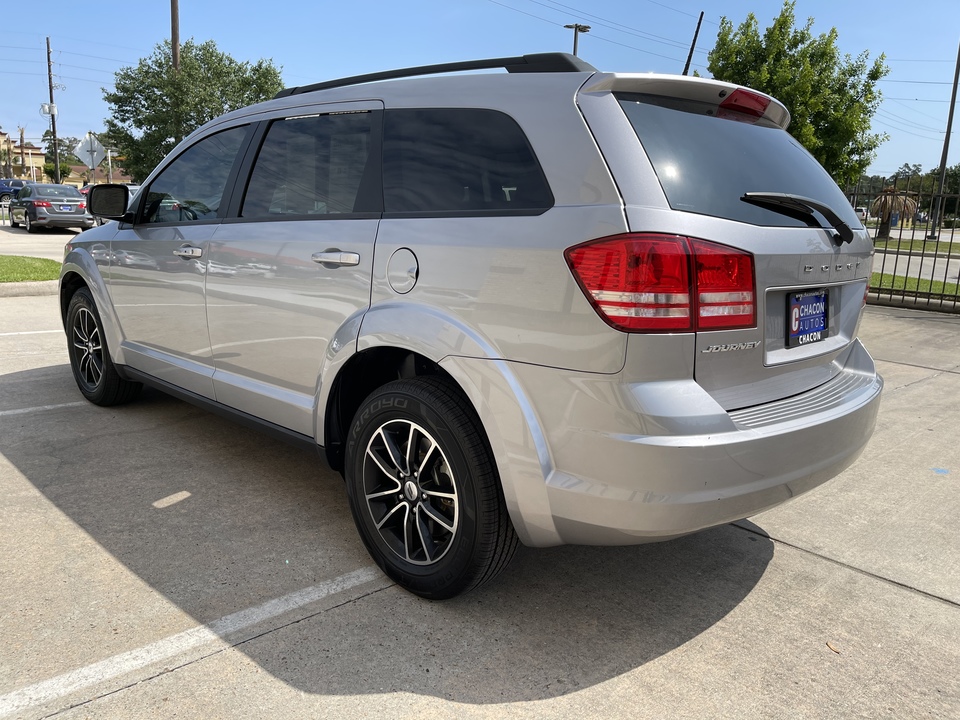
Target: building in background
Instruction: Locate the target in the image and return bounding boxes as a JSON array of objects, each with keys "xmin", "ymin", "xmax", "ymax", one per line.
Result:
[{"xmin": 0, "ymin": 129, "xmax": 45, "ymax": 182}]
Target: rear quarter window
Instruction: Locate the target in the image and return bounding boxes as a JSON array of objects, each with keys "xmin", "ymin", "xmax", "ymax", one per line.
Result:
[
  {"xmin": 616, "ymin": 93, "xmax": 858, "ymax": 228},
  {"xmin": 383, "ymin": 108, "xmax": 553, "ymax": 216}
]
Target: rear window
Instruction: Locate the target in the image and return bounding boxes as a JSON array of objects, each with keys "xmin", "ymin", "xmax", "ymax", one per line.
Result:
[
  {"xmin": 37, "ymin": 185, "xmax": 82, "ymax": 199},
  {"xmin": 616, "ymin": 93, "xmax": 859, "ymax": 228},
  {"xmin": 383, "ymin": 108, "xmax": 553, "ymax": 216}
]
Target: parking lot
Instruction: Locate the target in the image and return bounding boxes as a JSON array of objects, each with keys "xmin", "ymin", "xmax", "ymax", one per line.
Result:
[{"xmin": 1, "ymin": 228, "xmax": 959, "ymax": 718}]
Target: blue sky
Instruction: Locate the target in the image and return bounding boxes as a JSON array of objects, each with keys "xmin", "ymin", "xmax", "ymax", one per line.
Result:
[{"xmin": 3, "ymin": 0, "xmax": 957, "ymax": 178}]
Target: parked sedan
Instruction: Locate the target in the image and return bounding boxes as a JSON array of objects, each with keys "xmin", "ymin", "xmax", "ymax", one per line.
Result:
[{"xmin": 10, "ymin": 184, "xmax": 94, "ymax": 233}]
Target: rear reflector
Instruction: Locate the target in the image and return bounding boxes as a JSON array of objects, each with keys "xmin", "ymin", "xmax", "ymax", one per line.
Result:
[{"xmin": 565, "ymin": 233, "xmax": 755, "ymax": 333}]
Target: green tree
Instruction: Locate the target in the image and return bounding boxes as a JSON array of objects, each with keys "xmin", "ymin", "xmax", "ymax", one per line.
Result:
[
  {"xmin": 41, "ymin": 130, "xmax": 82, "ymax": 166},
  {"xmin": 708, "ymin": 1, "xmax": 888, "ymax": 186},
  {"xmin": 43, "ymin": 163, "xmax": 72, "ymax": 182},
  {"xmin": 103, "ymin": 39, "xmax": 283, "ymax": 182}
]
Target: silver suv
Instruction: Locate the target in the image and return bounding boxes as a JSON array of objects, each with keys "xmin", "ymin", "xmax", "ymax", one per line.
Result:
[{"xmin": 63, "ymin": 53, "xmax": 882, "ymax": 598}]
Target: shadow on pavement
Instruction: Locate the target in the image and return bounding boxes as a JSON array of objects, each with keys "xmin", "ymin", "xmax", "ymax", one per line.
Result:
[{"xmin": 1, "ymin": 364, "xmax": 773, "ymax": 703}]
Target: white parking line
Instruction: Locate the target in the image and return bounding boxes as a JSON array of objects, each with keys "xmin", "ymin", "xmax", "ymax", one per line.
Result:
[
  {"xmin": 0, "ymin": 567, "xmax": 382, "ymax": 718},
  {"xmin": 0, "ymin": 330, "xmax": 61, "ymax": 336},
  {"xmin": 0, "ymin": 402, "xmax": 87, "ymax": 417}
]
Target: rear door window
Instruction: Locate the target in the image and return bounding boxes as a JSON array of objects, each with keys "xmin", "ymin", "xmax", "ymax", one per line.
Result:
[
  {"xmin": 616, "ymin": 93, "xmax": 858, "ymax": 228},
  {"xmin": 382, "ymin": 108, "xmax": 553, "ymax": 216},
  {"xmin": 240, "ymin": 111, "xmax": 379, "ymax": 218}
]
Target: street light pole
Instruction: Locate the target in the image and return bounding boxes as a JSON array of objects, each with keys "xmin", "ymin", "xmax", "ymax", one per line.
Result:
[
  {"xmin": 564, "ymin": 24, "xmax": 590, "ymax": 56},
  {"xmin": 928, "ymin": 36, "xmax": 960, "ymax": 240}
]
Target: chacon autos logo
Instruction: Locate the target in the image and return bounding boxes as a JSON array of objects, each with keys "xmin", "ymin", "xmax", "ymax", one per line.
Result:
[{"xmin": 701, "ymin": 340, "xmax": 762, "ymax": 353}]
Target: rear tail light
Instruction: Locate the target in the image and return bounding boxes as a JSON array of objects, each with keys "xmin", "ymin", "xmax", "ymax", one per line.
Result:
[
  {"xmin": 78, "ymin": 202, "xmax": 86, "ymax": 210},
  {"xmin": 565, "ymin": 233, "xmax": 755, "ymax": 333},
  {"xmin": 32, "ymin": 200, "xmax": 52, "ymax": 208}
]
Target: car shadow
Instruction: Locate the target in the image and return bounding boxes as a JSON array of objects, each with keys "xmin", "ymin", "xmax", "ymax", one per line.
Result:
[{"xmin": 1, "ymin": 365, "xmax": 773, "ymax": 704}]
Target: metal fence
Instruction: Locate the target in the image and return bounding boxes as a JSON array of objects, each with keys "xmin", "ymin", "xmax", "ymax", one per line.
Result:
[{"xmin": 847, "ymin": 186, "xmax": 960, "ymax": 313}]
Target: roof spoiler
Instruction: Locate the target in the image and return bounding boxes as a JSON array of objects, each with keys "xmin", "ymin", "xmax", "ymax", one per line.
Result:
[{"xmin": 274, "ymin": 53, "xmax": 598, "ymax": 98}]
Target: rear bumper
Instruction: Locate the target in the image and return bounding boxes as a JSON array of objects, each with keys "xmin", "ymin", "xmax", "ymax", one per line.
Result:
[
  {"xmin": 444, "ymin": 339, "xmax": 881, "ymax": 547},
  {"xmin": 546, "ymin": 368, "xmax": 881, "ymax": 545},
  {"xmin": 33, "ymin": 211, "xmax": 94, "ymax": 229}
]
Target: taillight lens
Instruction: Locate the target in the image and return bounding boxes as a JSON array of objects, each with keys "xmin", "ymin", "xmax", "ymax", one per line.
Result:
[
  {"xmin": 32, "ymin": 200, "xmax": 52, "ymax": 208},
  {"xmin": 78, "ymin": 202, "xmax": 86, "ymax": 210},
  {"xmin": 691, "ymin": 239, "xmax": 755, "ymax": 329},
  {"xmin": 565, "ymin": 233, "xmax": 755, "ymax": 333}
]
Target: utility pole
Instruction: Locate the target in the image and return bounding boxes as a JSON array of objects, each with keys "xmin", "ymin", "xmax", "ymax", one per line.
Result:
[
  {"xmin": 682, "ymin": 12, "xmax": 704, "ymax": 76},
  {"xmin": 19, "ymin": 127, "xmax": 26, "ymax": 176},
  {"xmin": 171, "ymin": 0, "xmax": 183, "ymax": 144},
  {"xmin": 171, "ymin": 0, "xmax": 180, "ymax": 71},
  {"xmin": 46, "ymin": 37, "xmax": 61, "ymax": 184},
  {"xmin": 564, "ymin": 24, "xmax": 590, "ymax": 57},
  {"xmin": 928, "ymin": 36, "xmax": 960, "ymax": 240}
]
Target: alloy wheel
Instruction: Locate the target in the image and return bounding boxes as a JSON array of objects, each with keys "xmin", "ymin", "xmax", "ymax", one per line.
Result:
[
  {"xmin": 362, "ymin": 419, "xmax": 459, "ymax": 565},
  {"xmin": 72, "ymin": 306, "xmax": 104, "ymax": 391}
]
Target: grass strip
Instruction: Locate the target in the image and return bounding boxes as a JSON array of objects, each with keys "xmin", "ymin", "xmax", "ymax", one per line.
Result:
[
  {"xmin": 870, "ymin": 272, "xmax": 960, "ymax": 296},
  {"xmin": 0, "ymin": 256, "xmax": 61, "ymax": 283}
]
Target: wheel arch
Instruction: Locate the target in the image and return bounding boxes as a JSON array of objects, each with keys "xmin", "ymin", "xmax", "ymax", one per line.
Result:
[
  {"xmin": 59, "ymin": 253, "xmax": 126, "ymax": 366},
  {"xmin": 322, "ymin": 345, "xmax": 460, "ymax": 474}
]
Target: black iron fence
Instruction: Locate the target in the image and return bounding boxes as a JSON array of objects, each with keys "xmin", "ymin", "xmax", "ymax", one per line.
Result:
[{"xmin": 847, "ymin": 186, "xmax": 960, "ymax": 313}]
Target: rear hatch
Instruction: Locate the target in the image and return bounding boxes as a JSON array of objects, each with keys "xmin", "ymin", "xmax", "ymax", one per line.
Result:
[{"xmin": 576, "ymin": 74, "xmax": 872, "ymax": 410}]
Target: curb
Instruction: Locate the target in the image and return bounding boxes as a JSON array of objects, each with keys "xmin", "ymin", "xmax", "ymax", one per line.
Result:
[{"xmin": 0, "ymin": 280, "xmax": 59, "ymax": 298}]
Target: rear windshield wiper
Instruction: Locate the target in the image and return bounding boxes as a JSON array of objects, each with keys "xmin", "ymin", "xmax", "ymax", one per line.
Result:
[{"xmin": 741, "ymin": 192, "xmax": 854, "ymax": 244}]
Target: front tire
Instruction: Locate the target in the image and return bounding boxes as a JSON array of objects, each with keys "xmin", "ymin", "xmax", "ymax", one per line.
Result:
[
  {"xmin": 345, "ymin": 377, "xmax": 518, "ymax": 599},
  {"xmin": 9, "ymin": 213, "xmax": 18, "ymax": 228},
  {"xmin": 66, "ymin": 288, "xmax": 142, "ymax": 406}
]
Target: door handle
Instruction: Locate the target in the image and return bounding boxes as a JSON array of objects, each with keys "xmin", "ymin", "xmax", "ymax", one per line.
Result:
[
  {"xmin": 173, "ymin": 246, "xmax": 203, "ymax": 258},
  {"xmin": 312, "ymin": 250, "xmax": 360, "ymax": 267}
]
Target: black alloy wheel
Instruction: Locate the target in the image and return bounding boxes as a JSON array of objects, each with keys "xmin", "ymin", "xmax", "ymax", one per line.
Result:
[
  {"xmin": 345, "ymin": 376, "xmax": 518, "ymax": 599},
  {"xmin": 66, "ymin": 288, "xmax": 141, "ymax": 406}
]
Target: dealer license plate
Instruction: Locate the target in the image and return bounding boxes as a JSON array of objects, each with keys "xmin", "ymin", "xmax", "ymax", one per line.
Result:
[
  {"xmin": 787, "ymin": 289, "xmax": 828, "ymax": 347},
  {"xmin": 59, "ymin": 205, "xmax": 72, "ymax": 212}
]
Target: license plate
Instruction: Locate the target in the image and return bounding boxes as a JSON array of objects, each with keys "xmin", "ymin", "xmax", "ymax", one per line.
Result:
[
  {"xmin": 787, "ymin": 289, "xmax": 828, "ymax": 347},
  {"xmin": 59, "ymin": 205, "xmax": 72, "ymax": 212}
]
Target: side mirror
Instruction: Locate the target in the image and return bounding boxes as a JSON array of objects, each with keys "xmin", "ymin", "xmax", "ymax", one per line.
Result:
[{"xmin": 88, "ymin": 184, "xmax": 131, "ymax": 220}]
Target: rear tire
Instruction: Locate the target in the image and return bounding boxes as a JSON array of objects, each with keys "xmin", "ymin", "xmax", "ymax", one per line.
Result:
[
  {"xmin": 66, "ymin": 287, "xmax": 142, "ymax": 406},
  {"xmin": 25, "ymin": 214, "xmax": 37, "ymax": 233},
  {"xmin": 345, "ymin": 376, "xmax": 519, "ymax": 599}
]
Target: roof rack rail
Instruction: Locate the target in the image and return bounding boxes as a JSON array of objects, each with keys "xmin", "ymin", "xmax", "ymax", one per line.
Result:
[{"xmin": 274, "ymin": 52, "xmax": 597, "ymax": 98}]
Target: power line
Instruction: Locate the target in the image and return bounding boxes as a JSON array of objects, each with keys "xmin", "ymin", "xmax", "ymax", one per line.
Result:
[
  {"xmin": 57, "ymin": 50, "xmax": 135, "ymax": 64},
  {"xmin": 486, "ymin": 0, "xmax": 701, "ymax": 63},
  {"xmin": 879, "ymin": 78, "xmax": 954, "ymax": 85},
  {"xmin": 876, "ymin": 108, "xmax": 945, "ymax": 133},
  {"xmin": 872, "ymin": 118, "xmax": 943, "ymax": 141},
  {"xmin": 525, "ymin": 0, "xmax": 696, "ymax": 51},
  {"xmin": 885, "ymin": 97, "xmax": 954, "ymax": 103},
  {"xmin": 587, "ymin": 32, "xmax": 686, "ymax": 64},
  {"xmin": 887, "ymin": 98, "xmax": 949, "ymax": 123},
  {"xmin": 53, "ymin": 62, "xmax": 117, "ymax": 76}
]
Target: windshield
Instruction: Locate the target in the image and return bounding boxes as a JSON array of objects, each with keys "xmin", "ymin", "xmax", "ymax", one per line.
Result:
[{"xmin": 616, "ymin": 93, "xmax": 859, "ymax": 229}]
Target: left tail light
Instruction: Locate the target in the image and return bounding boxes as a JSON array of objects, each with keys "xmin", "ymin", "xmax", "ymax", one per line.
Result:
[{"xmin": 564, "ymin": 233, "xmax": 756, "ymax": 333}]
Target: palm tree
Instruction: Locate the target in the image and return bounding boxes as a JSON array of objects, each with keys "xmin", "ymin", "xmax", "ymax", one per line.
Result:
[{"xmin": 871, "ymin": 188, "xmax": 918, "ymax": 239}]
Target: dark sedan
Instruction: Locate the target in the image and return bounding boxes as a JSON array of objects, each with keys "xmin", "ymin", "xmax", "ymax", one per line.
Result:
[{"xmin": 9, "ymin": 184, "xmax": 94, "ymax": 233}]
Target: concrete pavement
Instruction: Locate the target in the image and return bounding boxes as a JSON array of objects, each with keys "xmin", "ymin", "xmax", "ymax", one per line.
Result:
[{"xmin": 0, "ymin": 238, "xmax": 959, "ymax": 718}]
